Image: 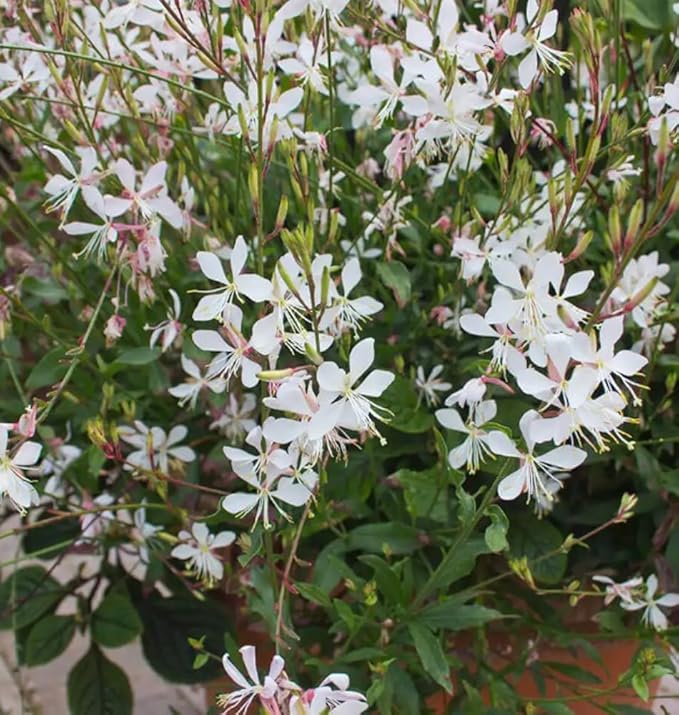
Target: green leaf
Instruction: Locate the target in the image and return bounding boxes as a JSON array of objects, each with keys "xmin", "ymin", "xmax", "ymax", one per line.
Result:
[
  {"xmin": 116, "ymin": 347, "xmax": 160, "ymax": 365},
  {"xmin": 382, "ymin": 376, "xmax": 434, "ymax": 434},
  {"xmin": 133, "ymin": 592, "xmax": 229, "ymax": 683},
  {"xmin": 623, "ymin": 0, "xmax": 669, "ymax": 29},
  {"xmin": 419, "ymin": 603, "xmax": 505, "ymax": 631},
  {"xmin": 25, "ymin": 348, "xmax": 67, "ymax": 389},
  {"xmin": 631, "ymin": 673, "xmax": 649, "ymax": 702},
  {"xmin": 25, "ymin": 615, "xmax": 76, "ymax": 666},
  {"xmin": 67, "ymin": 645, "xmax": 133, "ymax": 715},
  {"xmin": 295, "ymin": 582, "xmax": 333, "ymax": 609},
  {"xmin": 508, "ymin": 517, "xmax": 567, "ymax": 585},
  {"xmin": 407, "ymin": 622, "xmax": 452, "ymax": 693},
  {"xmin": 484, "ymin": 505, "xmax": 509, "ymax": 553},
  {"xmin": 395, "ymin": 467, "xmax": 448, "ymax": 522},
  {"xmin": 346, "ymin": 522, "xmax": 420, "ymax": 555},
  {"xmin": 542, "ymin": 661, "xmax": 602, "ymax": 684},
  {"xmin": 22, "ymin": 276, "xmax": 68, "ymax": 303},
  {"xmin": 358, "ymin": 554, "xmax": 402, "ymax": 603},
  {"xmin": 540, "ymin": 704, "xmax": 574, "ymax": 715},
  {"xmin": 0, "ymin": 566, "xmax": 64, "ymax": 630},
  {"xmin": 428, "ymin": 537, "xmax": 490, "ymax": 593},
  {"xmin": 92, "ymin": 593, "xmax": 143, "ymax": 648},
  {"xmin": 376, "ymin": 261, "xmax": 411, "ymax": 305},
  {"xmin": 23, "ymin": 510, "xmax": 80, "ymax": 560}
]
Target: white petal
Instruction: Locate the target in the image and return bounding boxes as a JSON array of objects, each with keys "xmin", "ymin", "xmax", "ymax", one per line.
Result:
[
  {"xmin": 487, "ymin": 431, "xmax": 520, "ymax": 457},
  {"xmin": 273, "ymin": 477, "xmax": 311, "ymax": 506},
  {"xmin": 115, "ymin": 159, "xmax": 136, "ymax": 192},
  {"xmin": 193, "ymin": 330, "xmax": 230, "ymax": 353},
  {"xmin": 518, "ymin": 50, "xmax": 538, "ymax": 90},
  {"xmin": 236, "ymin": 274, "xmax": 273, "ymax": 302},
  {"xmin": 12, "ymin": 441, "xmax": 42, "ymax": 467},
  {"xmin": 349, "ymin": 338, "xmax": 375, "ymax": 383},
  {"xmin": 562, "ymin": 270, "xmax": 594, "ymax": 298},
  {"xmin": 501, "ymin": 31, "xmax": 529, "ymax": 56},
  {"xmin": 497, "ymin": 468, "xmax": 525, "ymax": 500},
  {"xmin": 539, "ymin": 445, "xmax": 587, "ymax": 470},
  {"xmin": 538, "ymin": 10, "xmax": 558, "ymax": 41},
  {"xmin": 197, "ymin": 251, "xmax": 228, "ymax": 285},
  {"xmin": 357, "ymin": 370, "xmax": 394, "ymax": 397},
  {"xmin": 435, "ymin": 408, "xmax": 467, "ymax": 433},
  {"xmin": 609, "ymin": 350, "xmax": 648, "ymax": 376},
  {"xmin": 341, "ymin": 257, "xmax": 362, "ymax": 296},
  {"xmin": 222, "ymin": 492, "xmax": 260, "ymax": 515},
  {"xmin": 141, "ymin": 161, "xmax": 167, "ymax": 193},
  {"xmin": 317, "ymin": 362, "xmax": 347, "ymax": 393},
  {"xmin": 460, "ymin": 313, "xmax": 498, "ymax": 337},
  {"xmin": 230, "ymin": 236, "xmax": 249, "ymax": 277},
  {"xmin": 222, "ymin": 654, "xmax": 251, "ymax": 689},
  {"xmin": 517, "ymin": 368, "xmax": 555, "ymax": 397}
]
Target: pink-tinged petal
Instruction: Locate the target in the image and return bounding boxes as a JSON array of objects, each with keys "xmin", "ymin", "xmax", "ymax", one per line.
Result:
[
  {"xmin": 273, "ymin": 478, "xmax": 311, "ymax": 507},
  {"xmin": 320, "ymin": 673, "xmax": 350, "ymax": 690},
  {"xmin": 518, "ymin": 49, "xmax": 538, "ymax": 90},
  {"xmin": 562, "ymin": 270, "xmax": 593, "ymax": 298},
  {"xmin": 609, "ymin": 350, "xmax": 648, "ymax": 376},
  {"xmin": 435, "ymin": 408, "xmax": 467, "ymax": 433},
  {"xmin": 526, "ymin": 0, "xmax": 539, "ymax": 22},
  {"xmin": 222, "ymin": 492, "xmax": 259, "ymax": 515},
  {"xmin": 193, "ymin": 329, "xmax": 230, "ymax": 353},
  {"xmin": 459, "ymin": 313, "xmax": 498, "ymax": 337},
  {"xmin": 357, "ymin": 369, "xmax": 394, "ymax": 397},
  {"xmin": 500, "ymin": 31, "xmax": 529, "ymax": 56},
  {"xmin": 236, "ymin": 274, "xmax": 273, "ymax": 302},
  {"xmin": 115, "ymin": 159, "xmax": 136, "ymax": 192},
  {"xmin": 149, "ymin": 196, "xmax": 183, "ymax": 229},
  {"xmin": 646, "ymin": 575, "xmax": 659, "ymax": 599},
  {"xmin": 487, "ymin": 431, "xmax": 520, "ymax": 457},
  {"xmin": 168, "ymin": 446, "xmax": 196, "ymax": 462},
  {"xmin": 12, "ymin": 441, "xmax": 42, "ymax": 467},
  {"xmin": 197, "ymin": 251, "xmax": 228, "ymax": 285},
  {"xmin": 168, "ymin": 384, "xmax": 195, "ymax": 400},
  {"xmin": 0, "ymin": 427, "xmax": 8, "ymax": 456},
  {"xmin": 62, "ymin": 221, "xmax": 99, "ymax": 236},
  {"xmin": 497, "ymin": 468, "xmax": 525, "ymax": 500},
  {"xmin": 317, "ymin": 362, "xmax": 347, "ymax": 393},
  {"xmin": 222, "ymin": 654, "xmax": 251, "ymax": 689},
  {"xmin": 103, "ymin": 195, "xmax": 132, "ymax": 217},
  {"xmin": 141, "ymin": 161, "xmax": 167, "ymax": 193},
  {"xmin": 212, "ymin": 530, "xmax": 236, "ymax": 548},
  {"xmin": 544, "ymin": 334, "xmax": 573, "ymax": 379},
  {"xmin": 349, "ymin": 338, "xmax": 375, "ymax": 383},
  {"xmin": 538, "ymin": 10, "xmax": 558, "ymax": 41},
  {"xmin": 539, "ymin": 445, "xmax": 587, "ymax": 470}
]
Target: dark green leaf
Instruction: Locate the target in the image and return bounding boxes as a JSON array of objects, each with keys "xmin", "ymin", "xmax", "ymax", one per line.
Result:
[
  {"xmin": 358, "ymin": 554, "xmax": 401, "ymax": 603},
  {"xmin": 419, "ymin": 603, "xmax": 506, "ymax": 631},
  {"xmin": 509, "ymin": 517, "xmax": 567, "ymax": 585},
  {"xmin": 346, "ymin": 523, "xmax": 420, "ymax": 555},
  {"xmin": 427, "ymin": 537, "xmax": 490, "ymax": 593},
  {"xmin": 0, "ymin": 566, "xmax": 64, "ymax": 630},
  {"xmin": 376, "ymin": 261, "xmax": 411, "ymax": 305},
  {"xmin": 133, "ymin": 592, "xmax": 229, "ymax": 683},
  {"xmin": 25, "ymin": 349, "xmax": 67, "ymax": 389},
  {"xmin": 67, "ymin": 644, "xmax": 133, "ymax": 715},
  {"xmin": 116, "ymin": 347, "xmax": 160, "ymax": 365},
  {"xmin": 92, "ymin": 593, "xmax": 143, "ymax": 648},
  {"xmin": 23, "ymin": 511, "xmax": 80, "ymax": 560},
  {"xmin": 407, "ymin": 622, "xmax": 452, "ymax": 693},
  {"xmin": 295, "ymin": 582, "xmax": 332, "ymax": 609},
  {"xmin": 23, "ymin": 276, "xmax": 68, "ymax": 302},
  {"xmin": 25, "ymin": 615, "xmax": 76, "ymax": 665}
]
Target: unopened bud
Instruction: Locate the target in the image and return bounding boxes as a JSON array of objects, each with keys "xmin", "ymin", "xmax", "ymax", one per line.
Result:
[
  {"xmin": 607, "ymin": 206, "xmax": 622, "ymax": 255},
  {"xmin": 627, "ymin": 277, "xmax": 658, "ymax": 311},
  {"xmin": 624, "ymin": 199, "xmax": 643, "ymax": 249},
  {"xmin": 567, "ymin": 230, "xmax": 593, "ymax": 261},
  {"xmin": 615, "ymin": 492, "xmax": 638, "ymax": 523},
  {"xmin": 257, "ymin": 368, "xmax": 294, "ymax": 381},
  {"xmin": 304, "ymin": 341, "xmax": 323, "ymax": 366},
  {"xmin": 275, "ymin": 195, "xmax": 288, "ymax": 229}
]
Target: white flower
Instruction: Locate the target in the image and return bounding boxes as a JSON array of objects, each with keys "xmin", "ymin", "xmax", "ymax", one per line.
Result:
[
  {"xmin": 118, "ymin": 421, "xmax": 196, "ymax": 472},
  {"xmin": 415, "ymin": 365, "xmax": 452, "ymax": 407},
  {"xmin": 319, "ymin": 258, "xmax": 383, "ymax": 336},
  {"xmin": 103, "ymin": 0, "xmax": 164, "ymax": 30},
  {"xmin": 310, "ymin": 338, "xmax": 394, "ymax": 441},
  {"xmin": 0, "ymin": 426, "xmax": 41, "ymax": 512},
  {"xmin": 501, "ymin": 0, "xmax": 572, "ymax": 89},
  {"xmin": 620, "ymin": 575, "xmax": 679, "ymax": 631},
  {"xmin": 171, "ymin": 522, "xmax": 235, "ymax": 585},
  {"xmin": 145, "ymin": 289, "xmax": 182, "ymax": 352},
  {"xmin": 489, "ymin": 410, "xmax": 587, "ymax": 503},
  {"xmin": 289, "ymin": 673, "xmax": 369, "ymax": 714},
  {"xmin": 219, "ymin": 646, "xmax": 285, "ymax": 714},
  {"xmin": 63, "ymin": 187, "xmax": 128, "ymax": 262},
  {"xmin": 571, "ymin": 317, "xmax": 648, "ymax": 405},
  {"xmin": 592, "ymin": 574, "xmax": 644, "ymax": 606},
  {"xmin": 436, "ymin": 400, "xmax": 510, "ymax": 473},
  {"xmin": 444, "ymin": 377, "xmax": 487, "ymax": 411},
  {"xmin": 169, "ymin": 355, "xmax": 226, "ymax": 409},
  {"xmin": 192, "ymin": 237, "xmax": 272, "ymax": 322},
  {"xmin": 43, "ymin": 146, "xmax": 100, "ymax": 223},
  {"xmin": 210, "ymin": 394, "xmax": 258, "ymax": 441}
]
